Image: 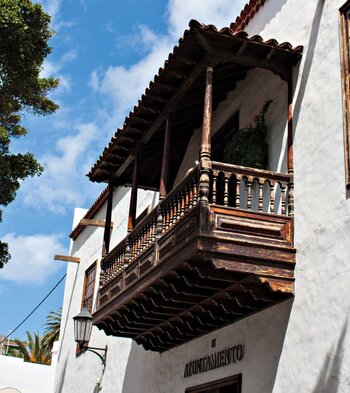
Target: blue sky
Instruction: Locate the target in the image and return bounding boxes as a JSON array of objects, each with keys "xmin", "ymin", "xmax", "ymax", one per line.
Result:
[{"xmin": 0, "ymin": 0, "xmax": 246, "ymax": 340}]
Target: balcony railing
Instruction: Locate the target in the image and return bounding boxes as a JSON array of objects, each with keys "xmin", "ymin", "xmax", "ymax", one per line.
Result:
[
  {"xmin": 100, "ymin": 161, "xmax": 293, "ymax": 290},
  {"xmin": 210, "ymin": 161, "xmax": 293, "ymax": 215}
]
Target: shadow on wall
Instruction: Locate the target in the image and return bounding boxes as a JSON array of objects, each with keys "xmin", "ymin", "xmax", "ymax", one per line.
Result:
[
  {"xmin": 54, "ymin": 357, "xmax": 68, "ymax": 393},
  {"xmin": 293, "ymin": 0, "xmax": 325, "ymax": 128},
  {"xmin": 121, "ymin": 341, "xmax": 161, "ymax": 393},
  {"xmin": 248, "ymin": 0, "xmax": 288, "ymax": 33},
  {"xmin": 312, "ymin": 320, "xmax": 347, "ymax": 393},
  {"xmin": 120, "ymin": 299, "xmax": 294, "ymax": 393}
]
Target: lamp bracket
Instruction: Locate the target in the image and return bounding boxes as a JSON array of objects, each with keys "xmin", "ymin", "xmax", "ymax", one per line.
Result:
[{"xmin": 82, "ymin": 345, "xmax": 108, "ymax": 367}]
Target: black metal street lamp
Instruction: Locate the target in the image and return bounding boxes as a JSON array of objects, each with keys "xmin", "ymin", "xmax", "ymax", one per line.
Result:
[{"xmin": 73, "ymin": 308, "xmax": 107, "ymax": 366}]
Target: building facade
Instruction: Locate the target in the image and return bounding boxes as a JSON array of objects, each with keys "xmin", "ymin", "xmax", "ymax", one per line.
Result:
[{"xmin": 54, "ymin": 0, "xmax": 350, "ymax": 392}]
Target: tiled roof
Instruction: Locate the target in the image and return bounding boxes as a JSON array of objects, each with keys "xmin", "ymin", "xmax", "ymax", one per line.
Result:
[
  {"xmin": 231, "ymin": 0, "xmax": 267, "ymax": 32},
  {"xmin": 69, "ymin": 186, "xmax": 109, "ymax": 240}
]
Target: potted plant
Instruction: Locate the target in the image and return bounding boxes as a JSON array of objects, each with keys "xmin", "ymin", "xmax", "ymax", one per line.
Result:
[{"xmin": 223, "ymin": 100, "xmax": 272, "ymax": 169}]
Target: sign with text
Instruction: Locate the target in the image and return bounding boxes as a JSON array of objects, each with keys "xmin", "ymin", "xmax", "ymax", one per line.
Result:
[{"xmin": 183, "ymin": 344, "xmax": 244, "ymax": 378}]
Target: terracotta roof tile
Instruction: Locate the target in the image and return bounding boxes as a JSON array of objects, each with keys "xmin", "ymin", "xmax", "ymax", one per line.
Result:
[{"xmin": 230, "ymin": 0, "xmax": 267, "ymax": 32}]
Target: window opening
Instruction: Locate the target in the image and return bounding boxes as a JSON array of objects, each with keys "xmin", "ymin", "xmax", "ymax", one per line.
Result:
[{"xmin": 81, "ymin": 261, "xmax": 97, "ymax": 313}]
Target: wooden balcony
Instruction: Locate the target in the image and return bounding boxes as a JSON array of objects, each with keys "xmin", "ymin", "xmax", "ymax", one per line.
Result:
[{"xmin": 93, "ymin": 162, "xmax": 295, "ymax": 351}]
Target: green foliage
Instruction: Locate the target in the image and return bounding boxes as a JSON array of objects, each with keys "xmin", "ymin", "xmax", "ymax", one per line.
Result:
[
  {"xmin": 0, "ymin": 0, "xmax": 58, "ymax": 267},
  {"xmin": 43, "ymin": 308, "xmax": 61, "ymax": 350},
  {"xmin": 223, "ymin": 100, "xmax": 273, "ymax": 169},
  {"xmin": 14, "ymin": 331, "xmax": 51, "ymax": 365}
]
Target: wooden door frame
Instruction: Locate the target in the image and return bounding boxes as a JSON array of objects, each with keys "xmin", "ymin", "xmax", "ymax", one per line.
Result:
[{"xmin": 185, "ymin": 374, "xmax": 242, "ymax": 393}]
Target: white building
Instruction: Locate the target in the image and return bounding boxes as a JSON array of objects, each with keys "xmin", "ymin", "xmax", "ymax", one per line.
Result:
[
  {"xmin": 0, "ymin": 341, "xmax": 58, "ymax": 393},
  {"xmin": 54, "ymin": 0, "xmax": 350, "ymax": 392}
]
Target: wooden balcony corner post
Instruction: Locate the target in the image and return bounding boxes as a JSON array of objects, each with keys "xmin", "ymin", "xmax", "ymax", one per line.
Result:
[
  {"xmin": 159, "ymin": 114, "xmax": 172, "ymax": 200},
  {"xmin": 128, "ymin": 155, "xmax": 139, "ymax": 233},
  {"xmin": 199, "ymin": 65, "xmax": 213, "ymax": 205},
  {"xmin": 287, "ymin": 75, "xmax": 294, "ymax": 217},
  {"xmin": 102, "ymin": 180, "xmax": 114, "ymax": 258}
]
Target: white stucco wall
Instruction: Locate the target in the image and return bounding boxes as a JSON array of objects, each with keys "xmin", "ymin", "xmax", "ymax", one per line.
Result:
[
  {"xmin": 244, "ymin": 1, "xmax": 350, "ymax": 392},
  {"xmin": 0, "ymin": 355, "xmax": 55, "ymax": 393},
  {"xmin": 55, "ymin": 1, "xmax": 350, "ymax": 392},
  {"xmin": 54, "ymin": 186, "xmax": 158, "ymax": 393}
]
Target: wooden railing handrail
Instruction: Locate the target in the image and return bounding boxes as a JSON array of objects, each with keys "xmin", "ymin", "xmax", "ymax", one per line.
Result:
[
  {"xmin": 211, "ymin": 161, "xmax": 292, "ymax": 183},
  {"xmin": 101, "ymin": 163, "xmax": 200, "ymax": 270},
  {"xmin": 161, "ymin": 163, "xmax": 200, "ymax": 203}
]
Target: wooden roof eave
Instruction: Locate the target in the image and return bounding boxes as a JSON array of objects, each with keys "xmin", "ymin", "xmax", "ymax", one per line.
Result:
[
  {"xmin": 88, "ymin": 22, "xmax": 303, "ymax": 185},
  {"xmin": 193, "ymin": 28, "xmax": 301, "ymax": 81},
  {"xmin": 110, "ymin": 58, "xmax": 207, "ymax": 183}
]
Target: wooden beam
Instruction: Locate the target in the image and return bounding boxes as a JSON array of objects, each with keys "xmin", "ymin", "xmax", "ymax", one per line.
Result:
[
  {"xmin": 128, "ymin": 156, "xmax": 138, "ymax": 232},
  {"xmin": 159, "ymin": 115, "xmax": 172, "ymax": 199},
  {"xmin": 80, "ymin": 219, "xmax": 114, "ymax": 228},
  {"xmin": 287, "ymin": 77, "xmax": 293, "ymax": 175},
  {"xmin": 113, "ymin": 59, "xmax": 205, "ymax": 181},
  {"xmin": 103, "ymin": 182, "xmax": 114, "ymax": 256},
  {"xmin": 200, "ymin": 66, "xmax": 213, "ymax": 162},
  {"xmin": 54, "ymin": 255, "xmax": 80, "ymax": 263}
]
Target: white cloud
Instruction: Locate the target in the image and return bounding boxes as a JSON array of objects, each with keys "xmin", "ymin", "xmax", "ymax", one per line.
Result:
[
  {"xmin": 167, "ymin": 0, "xmax": 245, "ymax": 38},
  {"xmin": 90, "ymin": 0, "xmax": 246, "ymax": 122},
  {"xmin": 23, "ymin": 122, "xmax": 102, "ymax": 214},
  {"xmin": 41, "ymin": 50, "xmax": 77, "ymax": 94},
  {"xmin": 1, "ymin": 233, "xmax": 66, "ymax": 284},
  {"xmin": 42, "ymin": 0, "xmax": 61, "ymax": 23},
  {"xmin": 91, "ymin": 34, "xmax": 172, "ymax": 117}
]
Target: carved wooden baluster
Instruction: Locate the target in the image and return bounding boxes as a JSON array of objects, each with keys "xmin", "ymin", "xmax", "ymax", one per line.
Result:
[
  {"xmin": 184, "ymin": 185, "xmax": 189, "ymax": 213},
  {"xmin": 164, "ymin": 201, "xmax": 174, "ymax": 231},
  {"xmin": 246, "ymin": 177, "xmax": 253, "ymax": 210},
  {"xmin": 224, "ymin": 173, "xmax": 229, "ymax": 206},
  {"xmin": 177, "ymin": 193, "xmax": 182, "ymax": 220},
  {"xmin": 142, "ymin": 226, "xmax": 147, "ymax": 251},
  {"xmin": 145, "ymin": 222, "xmax": 150, "ymax": 247},
  {"xmin": 132, "ymin": 236, "xmax": 137, "ymax": 259},
  {"xmin": 157, "ymin": 210, "xmax": 163, "ymax": 239},
  {"xmin": 124, "ymin": 241, "xmax": 131, "ymax": 269},
  {"xmin": 170, "ymin": 199, "xmax": 175, "ymax": 225},
  {"xmin": 258, "ymin": 178, "xmax": 264, "ymax": 211},
  {"xmin": 138, "ymin": 229, "xmax": 143, "ymax": 253},
  {"xmin": 133, "ymin": 234, "xmax": 138, "ymax": 258},
  {"xmin": 269, "ymin": 180, "xmax": 275, "ymax": 213},
  {"xmin": 147, "ymin": 221, "xmax": 152, "ymax": 245},
  {"xmin": 212, "ymin": 171, "xmax": 217, "ymax": 204},
  {"xmin": 288, "ymin": 182, "xmax": 294, "ymax": 217},
  {"xmin": 235, "ymin": 175, "xmax": 241, "ymax": 208},
  {"xmin": 193, "ymin": 177, "xmax": 198, "ymax": 206},
  {"xmin": 100, "ymin": 268, "xmax": 105, "ymax": 286},
  {"xmin": 180, "ymin": 189, "xmax": 185, "ymax": 217},
  {"xmin": 103, "ymin": 264, "xmax": 108, "ymax": 283},
  {"xmin": 188, "ymin": 179, "xmax": 194, "ymax": 210},
  {"xmin": 162, "ymin": 205, "xmax": 167, "ymax": 232},
  {"xmin": 280, "ymin": 182, "xmax": 287, "ymax": 215}
]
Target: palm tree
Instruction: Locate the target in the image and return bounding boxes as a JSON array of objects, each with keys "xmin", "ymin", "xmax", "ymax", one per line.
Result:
[
  {"xmin": 43, "ymin": 308, "xmax": 61, "ymax": 351},
  {"xmin": 14, "ymin": 331, "xmax": 51, "ymax": 365}
]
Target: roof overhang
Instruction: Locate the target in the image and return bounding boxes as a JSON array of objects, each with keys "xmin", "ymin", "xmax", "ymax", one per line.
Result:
[{"xmin": 88, "ymin": 20, "xmax": 302, "ymax": 186}]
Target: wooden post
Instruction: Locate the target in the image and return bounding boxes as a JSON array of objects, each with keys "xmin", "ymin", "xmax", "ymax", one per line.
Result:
[
  {"xmin": 287, "ymin": 77, "xmax": 293, "ymax": 175},
  {"xmin": 102, "ymin": 181, "xmax": 114, "ymax": 257},
  {"xmin": 199, "ymin": 66, "xmax": 213, "ymax": 204},
  {"xmin": 200, "ymin": 66, "xmax": 213, "ymax": 163},
  {"xmin": 287, "ymin": 76, "xmax": 294, "ymax": 217},
  {"xmin": 128, "ymin": 156, "xmax": 138, "ymax": 233},
  {"xmin": 159, "ymin": 115, "xmax": 171, "ymax": 199}
]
